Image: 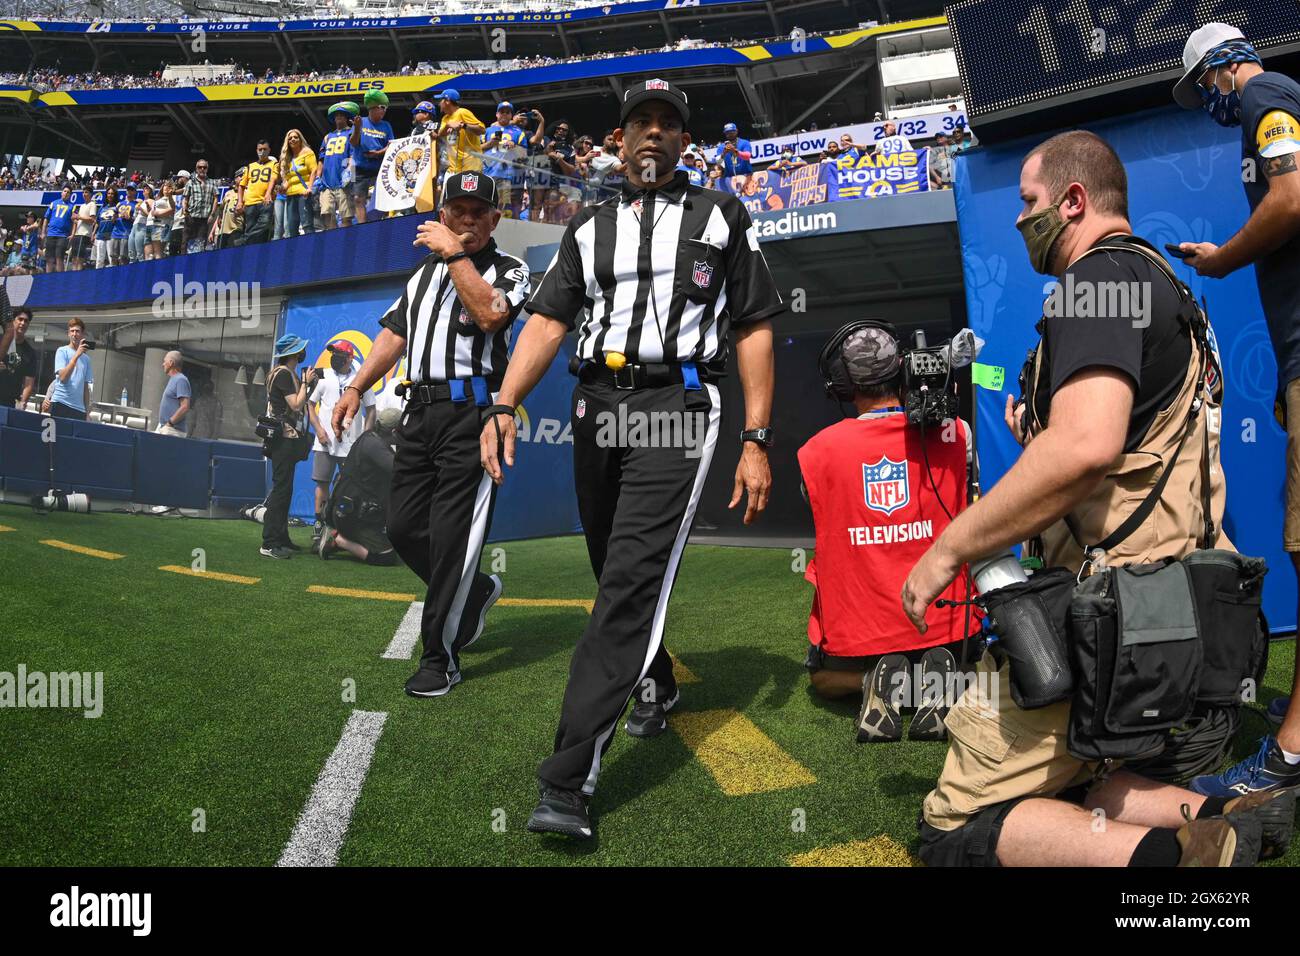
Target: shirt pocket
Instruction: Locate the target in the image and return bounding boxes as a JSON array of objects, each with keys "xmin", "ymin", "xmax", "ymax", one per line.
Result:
[{"xmin": 675, "ymin": 238, "xmax": 724, "ymax": 306}]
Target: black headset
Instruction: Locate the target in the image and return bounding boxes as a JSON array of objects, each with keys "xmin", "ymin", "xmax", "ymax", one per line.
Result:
[{"xmin": 817, "ymin": 319, "xmax": 902, "ymax": 402}]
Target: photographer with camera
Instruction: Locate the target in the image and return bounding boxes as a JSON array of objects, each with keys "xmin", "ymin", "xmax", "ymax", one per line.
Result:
[
  {"xmin": 258, "ymin": 333, "xmax": 320, "ymax": 559},
  {"xmin": 42, "ymin": 317, "xmax": 94, "ymax": 420},
  {"xmin": 318, "ymin": 407, "xmax": 401, "ymax": 566},
  {"xmin": 799, "ymin": 322, "xmax": 978, "ymax": 743},
  {"xmin": 901, "ymin": 131, "xmax": 1290, "ymax": 867}
]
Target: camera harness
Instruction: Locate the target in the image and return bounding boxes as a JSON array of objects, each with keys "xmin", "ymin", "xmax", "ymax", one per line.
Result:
[{"xmin": 1018, "ymin": 236, "xmax": 1219, "ymax": 571}]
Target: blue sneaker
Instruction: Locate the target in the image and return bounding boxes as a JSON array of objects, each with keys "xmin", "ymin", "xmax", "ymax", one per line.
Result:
[
  {"xmin": 1267, "ymin": 697, "xmax": 1289, "ymax": 727},
  {"xmin": 1190, "ymin": 736, "xmax": 1300, "ymax": 797}
]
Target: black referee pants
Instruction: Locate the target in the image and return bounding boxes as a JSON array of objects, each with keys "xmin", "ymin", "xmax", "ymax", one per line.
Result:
[
  {"xmin": 539, "ymin": 380, "xmax": 721, "ymax": 794},
  {"xmin": 388, "ymin": 398, "xmax": 499, "ymax": 678}
]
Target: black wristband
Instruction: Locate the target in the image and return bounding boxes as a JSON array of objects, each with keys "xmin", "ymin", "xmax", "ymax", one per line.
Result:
[
  {"xmin": 482, "ymin": 403, "xmax": 515, "ymax": 424},
  {"xmin": 443, "ymin": 251, "xmax": 469, "ymax": 266}
]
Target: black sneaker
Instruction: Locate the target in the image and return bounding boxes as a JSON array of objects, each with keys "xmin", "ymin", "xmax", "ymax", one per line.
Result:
[
  {"xmin": 909, "ymin": 646, "xmax": 956, "ymax": 741},
  {"xmin": 527, "ymin": 784, "xmax": 593, "ymax": 839},
  {"xmin": 625, "ymin": 689, "xmax": 680, "ymax": 738},
  {"xmin": 453, "ymin": 573, "xmax": 503, "ymax": 654},
  {"xmin": 856, "ymin": 654, "xmax": 908, "ymax": 743},
  {"xmin": 259, "ymin": 546, "xmax": 293, "ymax": 559},
  {"xmin": 404, "ymin": 668, "xmax": 461, "ymax": 698},
  {"xmin": 312, "ymin": 517, "xmax": 324, "ymax": 544},
  {"xmin": 1224, "ymin": 787, "xmax": 1298, "ymax": 860},
  {"xmin": 282, "ymin": 541, "xmax": 304, "ymax": 552}
]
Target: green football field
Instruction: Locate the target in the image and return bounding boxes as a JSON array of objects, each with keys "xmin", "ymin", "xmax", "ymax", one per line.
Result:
[{"xmin": 1, "ymin": 500, "xmax": 1296, "ymax": 867}]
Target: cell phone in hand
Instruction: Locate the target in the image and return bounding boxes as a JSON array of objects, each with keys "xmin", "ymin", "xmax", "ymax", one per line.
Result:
[{"xmin": 1164, "ymin": 242, "xmax": 1194, "ymax": 259}]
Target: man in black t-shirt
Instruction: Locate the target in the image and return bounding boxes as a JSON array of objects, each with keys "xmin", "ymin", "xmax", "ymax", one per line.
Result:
[
  {"xmin": 904, "ymin": 130, "xmax": 1261, "ymax": 868},
  {"xmin": 0, "ymin": 308, "xmax": 37, "ymax": 409},
  {"xmin": 1030, "ymin": 236, "xmax": 1190, "ymax": 453}
]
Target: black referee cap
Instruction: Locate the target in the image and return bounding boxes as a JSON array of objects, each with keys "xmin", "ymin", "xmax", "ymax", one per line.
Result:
[
  {"xmin": 442, "ymin": 170, "xmax": 498, "ymax": 208},
  {"xmin": 620, "ymin": 78, "xmax": 690, "ymax": 127}
]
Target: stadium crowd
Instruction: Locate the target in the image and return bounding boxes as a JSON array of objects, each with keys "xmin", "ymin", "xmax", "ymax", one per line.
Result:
[
  {"xmin": 0, "ymin": 95, "xmax": 972, "ymax": 275},
  {"xmin": 0, "ymin": 32, "xmax": 815, "ymax": 93}
]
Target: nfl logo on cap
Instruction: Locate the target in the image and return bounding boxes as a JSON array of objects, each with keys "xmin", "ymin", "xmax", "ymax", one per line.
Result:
[
  {"xmin": 646, "ymin": 79, "xmax": 669, "ymax": 91},
  {"xmin": 461, "ymin": 173, "xmax": 479, "ymax": 192}
]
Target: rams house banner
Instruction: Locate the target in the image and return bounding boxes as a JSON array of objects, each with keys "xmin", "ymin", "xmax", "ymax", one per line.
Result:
[{"xmin": 374, "ymin": 133, "xmax": 436, "ymax": 213}]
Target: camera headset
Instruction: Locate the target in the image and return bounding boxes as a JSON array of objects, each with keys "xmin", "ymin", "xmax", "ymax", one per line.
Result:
[
  {"xmin": 819, "ymin": 318, "xmax": 977, "ymax": 659},
  {"xmin": 817, "ymin": 318, "xmax": 902, "ymax": 403}
]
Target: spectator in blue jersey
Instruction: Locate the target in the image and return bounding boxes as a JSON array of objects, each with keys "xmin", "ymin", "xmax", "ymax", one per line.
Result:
[
  {"xmin": 314, "ymin": 101, "xmax": 358, "ymax": 230},
  {"xmin": 93, "ymin": 187, "xmax": 118, "ymax": 269},
  {"xmin": 769, "ymin": 148, "xmax": 807, "ymax": 174},
  {"xmin": 129, "ymin": 184, "xmax": 151, "ymax": 263},
  {"xmin": 41, "ymin": 185, "xmax": 74, "ymax": 273},
  {"xmin": 484, "ymin": 101, "xmax": 525, "ymax": 211},
  {"xmin": 110, "ymin": 190, "xmax": 133, "ymax": 265},
  {"xmin": 719, "ymin": 122, "xmax": 754, "ymax": 177},
  {"xmin": 20, "ymin": 211, "xmax": 40, "ymax": 269},
  {"xmin": 349, "ymin": 89, "xmax": 393, "ymax": 224},
  {"xmin": 839, "ymin": 132, "xmax": 870, "ymax": 161}
]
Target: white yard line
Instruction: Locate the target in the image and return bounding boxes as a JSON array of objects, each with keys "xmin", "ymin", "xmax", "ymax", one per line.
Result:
[
  {"xmin": 382, "ymin": 601, "xmax": 424, "ymax": 660},
  {"xmin": 276, "ymin": 709, "xmax": 388, "ymax": 867}
]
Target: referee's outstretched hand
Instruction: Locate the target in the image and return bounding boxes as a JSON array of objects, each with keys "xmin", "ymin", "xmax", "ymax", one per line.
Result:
[
  {"xmin": 481, "ymin": 411, "xmax": 516, "ymax": 486},
  {"xmin": 729, "ymin": 444, "xmax": 771, "ymax": 525}
]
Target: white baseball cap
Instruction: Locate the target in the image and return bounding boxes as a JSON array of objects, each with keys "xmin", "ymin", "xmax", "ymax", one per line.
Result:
[{"xmin": 1173, "ymin": 22, "xmax": 1246, "ymax": 109}]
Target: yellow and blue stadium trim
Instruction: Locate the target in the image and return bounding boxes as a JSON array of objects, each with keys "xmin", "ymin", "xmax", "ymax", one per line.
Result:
[{"xmin": 15, "ymin": 15, "xmax": 946, "ymax": 110}]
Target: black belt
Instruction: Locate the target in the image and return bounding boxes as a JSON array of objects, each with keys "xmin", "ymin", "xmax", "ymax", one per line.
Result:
[
  {"xmin": 572, "ymin": 357, "xmax": 722, "ymax": 391},
  {"xmin": 398, "ymin": 378, "xmax": 502, "ymax": 405}
]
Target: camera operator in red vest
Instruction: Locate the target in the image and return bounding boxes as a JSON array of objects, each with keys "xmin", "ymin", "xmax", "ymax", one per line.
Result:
[{"xmin": 798, "ymin": 321, "xmax": 979, "ymax": 742}]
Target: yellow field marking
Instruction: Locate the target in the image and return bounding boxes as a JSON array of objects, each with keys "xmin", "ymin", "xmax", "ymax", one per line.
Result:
[
  {"xmin": 788, "ymin": 836, "xmax": 919, "ymax": 868},
  {"xmin": 307, "ymin": 585, "xmax": 418, "ymax": 602},
  {"xmin": 159, "ymin": 565, "xmax": 260, "ymax": 585},
  {"xmin": 40, "ymin": 539, "xmax": 124, "ymax": 560},
  {"xmin": 671, "ymin": 653, "xmax": 700, "ymax": 685},
  {"xmin": 669, "ymin": 709, "xmax": 816, "ymax": 796},
  {"xmin": 0, "ymin": 524, "xmax": 14, "ymax": 532},
  {"xmin": 498, "ymin": 597, "xmax": 595, "ymax": 613}
]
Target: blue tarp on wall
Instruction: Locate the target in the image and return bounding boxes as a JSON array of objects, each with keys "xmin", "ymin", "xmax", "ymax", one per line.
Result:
[
  {"xmin": 280, "ymin": 278, "xmax": 582, "ymax": 542},
  {"xmin": 955, "ymin": 105, "xmax": 1295, "ymax": 632}
]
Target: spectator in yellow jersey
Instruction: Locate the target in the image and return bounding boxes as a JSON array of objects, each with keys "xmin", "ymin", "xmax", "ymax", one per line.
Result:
[
  {"xmin": 237, "ymin": 139, "xmax": 279, "ymax": 245},
  {"xmin": 280, "ymin": 129, "xmax": 318, "ymax": 238},
  {"xmin": 435, "ymin": 89, "xmax": 485, "ymax": 176}
]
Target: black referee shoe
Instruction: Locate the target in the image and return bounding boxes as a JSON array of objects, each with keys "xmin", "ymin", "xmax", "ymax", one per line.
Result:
[
  {"xmin": 527, "ymin": 784, "xmax": 593, "ymax": 839},
  {"xmin": 453, "ymin": 573, "xmax": 503, "ymax": 655},
  {"xmin": 625, "ymin": 689, "xmax": 680, "ymax": 738},
  {"xmin": 404, "ymin": 668, "xmax": 461, "ymax": 698}
]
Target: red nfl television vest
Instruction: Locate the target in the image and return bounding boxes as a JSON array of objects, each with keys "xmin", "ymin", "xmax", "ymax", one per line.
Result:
[{"xmin": 797, "ymin": 413, "xmax": 975, "ymax": 657}]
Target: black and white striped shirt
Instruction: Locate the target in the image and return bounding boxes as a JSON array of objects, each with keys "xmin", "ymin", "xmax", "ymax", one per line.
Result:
[
  {"xmin": 525, "ymin": 169, "xmax": 784, "ymax": 365},
  {"xmin": 379, "ymin": 237, "xmax": 530, "ymax": 383}
]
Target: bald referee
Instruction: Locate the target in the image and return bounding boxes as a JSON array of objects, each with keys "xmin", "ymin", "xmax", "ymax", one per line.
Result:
[
  {"xmin": 480, "ymin": 78, "xmax": 783, "ymax": 838},
  {"xmin": 334, "ymin": 171, "xmax": 530, "ymax": 697}
]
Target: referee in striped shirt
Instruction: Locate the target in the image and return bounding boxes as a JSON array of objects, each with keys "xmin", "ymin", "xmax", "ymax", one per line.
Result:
[
  {"xmin": 480, "ymin": 78, "xmax": 783, "ymax": 838},
  {"xmin": 333, "ymin": 171, "xmax": 531, "ymax": 698}
]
